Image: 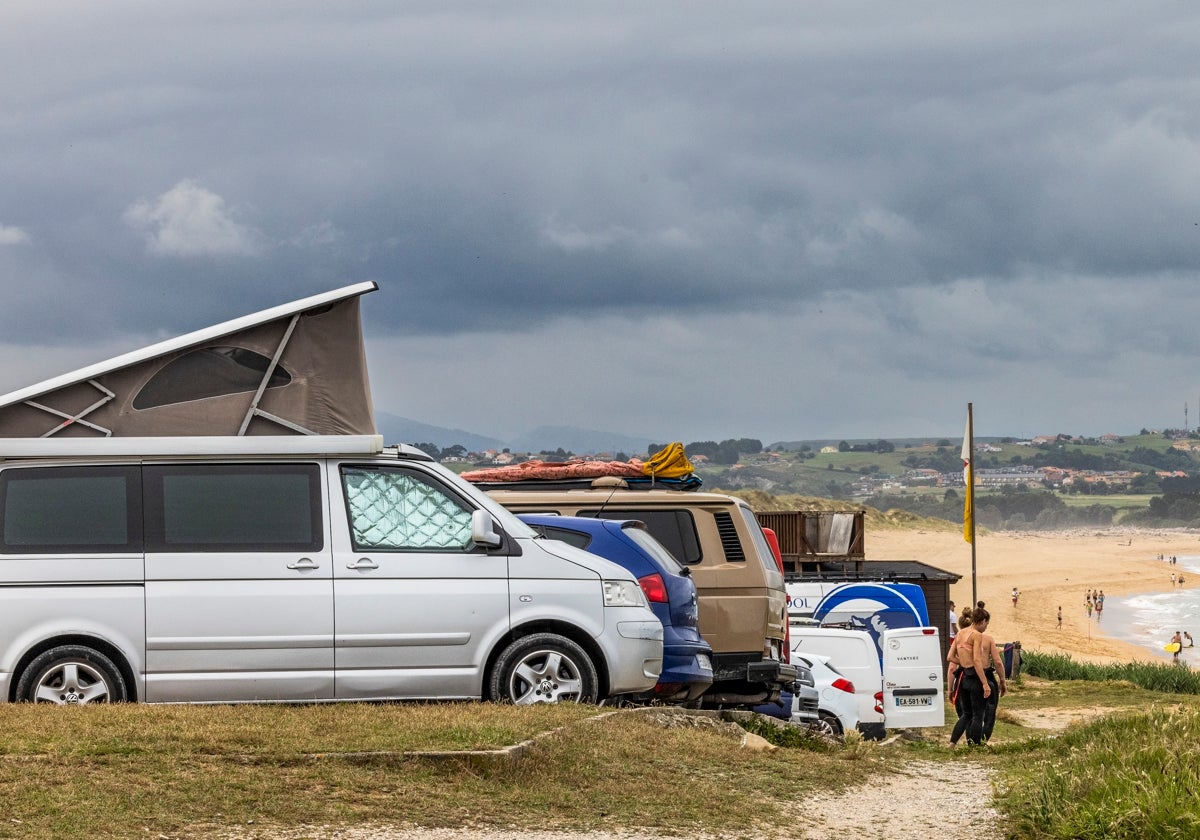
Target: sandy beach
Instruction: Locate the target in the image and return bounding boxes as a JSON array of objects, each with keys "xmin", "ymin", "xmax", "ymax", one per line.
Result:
[{"xmin": 868, "ymin": 527, "xmax": 1200, "ymax": 664}]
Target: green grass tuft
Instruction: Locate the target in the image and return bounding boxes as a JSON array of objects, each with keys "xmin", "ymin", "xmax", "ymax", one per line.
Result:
[{"xmin": 1022, "ymin": 650, "xmax": 1200, "ymax": 694}]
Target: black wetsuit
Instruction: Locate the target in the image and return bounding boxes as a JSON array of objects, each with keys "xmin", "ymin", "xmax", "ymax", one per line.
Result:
[
  {"xmin": 982, "ymin": 667, "xmax": 999, "ymax": 741},
  {"xmin": 959, "ymin": 668, "xmax": 987, "ymax": 745}
]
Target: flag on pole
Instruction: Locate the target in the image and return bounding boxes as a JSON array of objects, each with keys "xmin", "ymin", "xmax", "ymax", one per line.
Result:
[{"xmin": 961, "ymin": 413, "xmax": 974, "ymax": 544}]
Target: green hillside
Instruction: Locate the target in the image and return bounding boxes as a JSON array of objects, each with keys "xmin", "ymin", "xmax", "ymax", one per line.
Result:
[{"xmin": 695, "ymin": 430, "xmax": 1200, "ymax": 531}]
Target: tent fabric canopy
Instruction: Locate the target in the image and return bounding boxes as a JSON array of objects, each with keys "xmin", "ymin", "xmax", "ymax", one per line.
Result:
[{"xmin": 0, "ymin": 283, "xmax": 378, "ymax": 438}]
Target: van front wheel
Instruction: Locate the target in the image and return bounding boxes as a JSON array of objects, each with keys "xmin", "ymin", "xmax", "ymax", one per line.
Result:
[
  {"xmin": 17, "ymin": 645, "xmax": 127, "ymax": 704},
  {"xmin": 490, "ymin": 633, "xmax": 599, "ymax": 704}
]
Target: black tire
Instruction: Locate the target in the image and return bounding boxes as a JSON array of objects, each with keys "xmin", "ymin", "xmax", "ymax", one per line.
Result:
[
  {"xmin": 858, "ymin": 721, "xmax": 886, "ymax": 741},
  {"xmin": 489, "ymin": 633, "xmax": 599, "ymax": 704},
  {"xmin": 16, "ymin": 645, "xmax": 127, "ymax": 704},
  {"xmin": 816, "ymin": 711, "xmax": 844, "ymax": 738}
]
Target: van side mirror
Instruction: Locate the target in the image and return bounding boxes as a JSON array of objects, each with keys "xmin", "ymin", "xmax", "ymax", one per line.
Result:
[{"xmin": 471, "ymin": 509, "xmax": 503, "ymax": 549}]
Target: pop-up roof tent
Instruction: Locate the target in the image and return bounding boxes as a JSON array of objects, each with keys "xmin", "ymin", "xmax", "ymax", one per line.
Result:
[{"xmin": 0, "ymin": 281, "xmax": 378, "ymax": 438}]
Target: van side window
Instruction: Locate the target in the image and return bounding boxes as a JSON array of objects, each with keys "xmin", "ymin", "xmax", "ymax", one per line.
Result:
[
  {"xmin": 341, "ymin": 466, "xmax": 473, "ymax": 551},
  {"xmin": 143, "ymin": 464, "xmax": 322, "ymax": 552},
  {"xmin": 738, "ymin": 505, "xmax": 783, "ymax": 575},
  {"xmin": 0, "ymin": 465, "xmax": 142, "ymax": 553},
  {"xmin": 577, "ymin": 508, "xmax": 702, "ymax": 565}
]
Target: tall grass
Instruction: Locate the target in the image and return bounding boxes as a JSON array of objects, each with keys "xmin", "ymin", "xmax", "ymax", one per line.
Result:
[
  {"xmin": 999, "ymin": 706, "xmax": 1200, "ymax": 839},
  {"xmin": 1022, "ymin": 650, "xmax": 1200, "ymax": 694}
]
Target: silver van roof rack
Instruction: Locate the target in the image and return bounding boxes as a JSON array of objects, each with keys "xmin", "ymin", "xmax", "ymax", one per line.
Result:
[{"xmin": 0, "ymin": 434, "xmax": 393, "ymax": 460}]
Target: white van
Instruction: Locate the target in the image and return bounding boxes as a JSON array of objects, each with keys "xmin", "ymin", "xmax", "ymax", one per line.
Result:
[
  {"xmin": 0, "ymin": 435, "xmax": 663, "ymax": 706},
  {"xmin": 789, "ymin": 625, "xmax": 943, "ymax": 737}
]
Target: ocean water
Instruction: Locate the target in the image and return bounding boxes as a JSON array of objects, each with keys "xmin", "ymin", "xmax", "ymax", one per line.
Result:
[{"xmin": 1097, "ymin": 555, "xmax": 1200, "ymax": 663}]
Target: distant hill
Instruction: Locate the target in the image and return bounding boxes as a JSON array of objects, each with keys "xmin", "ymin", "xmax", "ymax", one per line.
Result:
[
  {"xmin": 770, "ymin": 436, "xmax": 1006, "ymax": 450},
  {"xmin": 508, "ymin": 426, "xmax": 657, "ymax": 457},
  {"xmin": 374, "ymin": 413, "xmax": 657, "ymax": 456},
  {"xmin": 375, "ymin": 412, "xmax": 505, "ymax": 452}
]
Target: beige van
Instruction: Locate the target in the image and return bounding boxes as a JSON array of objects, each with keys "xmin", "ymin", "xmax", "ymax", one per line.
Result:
[{"xmin": 482, "ymin": 483, "xmax": 796, "ymax": 707}]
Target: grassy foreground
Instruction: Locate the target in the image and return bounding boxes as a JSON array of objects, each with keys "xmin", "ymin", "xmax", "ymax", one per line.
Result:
[
  {"xmin": 3, "ymin": 659, "xmax": 1199, "ymax": 840},
  {"xmin": 0, "ymin": 702, "xmax": 866, "ymax": 839}
]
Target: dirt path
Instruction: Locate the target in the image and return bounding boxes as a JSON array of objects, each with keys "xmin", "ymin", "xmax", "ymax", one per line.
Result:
[{"xmin": 798, "ymin": 758, "xmax": 999, "ymax": 840}]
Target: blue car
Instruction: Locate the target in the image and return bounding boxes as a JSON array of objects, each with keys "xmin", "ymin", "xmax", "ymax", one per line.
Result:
[{"xmin": 518, "ymin": 514, "xmax": 714, "ymax": 703}]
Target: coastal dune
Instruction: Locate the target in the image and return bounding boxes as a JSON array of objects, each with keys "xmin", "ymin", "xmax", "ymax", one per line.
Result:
[{"xmin": 868, "ymin": 527, "xmax": 1198, "ymax": 663}]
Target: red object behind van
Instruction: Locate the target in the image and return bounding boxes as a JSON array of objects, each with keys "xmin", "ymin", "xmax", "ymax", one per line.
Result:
[{"xmin": 762, "ymin": 527, "xmax": 789, "ymax": 665}]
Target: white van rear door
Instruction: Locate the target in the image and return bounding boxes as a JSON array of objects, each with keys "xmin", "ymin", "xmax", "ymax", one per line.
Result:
[{"xmin": 881, "ymin": 627, "xmax": 944, "ymax": 728}]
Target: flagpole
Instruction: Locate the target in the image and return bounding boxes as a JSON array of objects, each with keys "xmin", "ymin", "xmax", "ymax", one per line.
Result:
[{"xmin": 968, "ymin": 402, "xmax": 977, "ymax": 606}]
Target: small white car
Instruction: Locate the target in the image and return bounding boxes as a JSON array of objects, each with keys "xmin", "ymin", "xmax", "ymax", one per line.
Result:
[{"xmin": 792, "ymin": 653, "xmax": 860, "ymax": 738}]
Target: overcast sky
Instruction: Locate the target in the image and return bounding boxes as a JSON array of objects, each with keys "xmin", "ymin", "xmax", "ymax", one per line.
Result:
[{"xmin": 3, "ymin": 2, "xmax": 1200, "ymax": 445}]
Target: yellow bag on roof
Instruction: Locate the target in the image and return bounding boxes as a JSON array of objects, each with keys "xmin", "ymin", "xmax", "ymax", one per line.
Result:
[{"xmin": 642, "ymin": 441, "xmax": 694, "ymax": 479}]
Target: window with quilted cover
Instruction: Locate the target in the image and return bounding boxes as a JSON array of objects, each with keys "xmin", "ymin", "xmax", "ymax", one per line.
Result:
[{"xmin": 343, "ymin": 467, "xmax": 472, "ymax": 550}]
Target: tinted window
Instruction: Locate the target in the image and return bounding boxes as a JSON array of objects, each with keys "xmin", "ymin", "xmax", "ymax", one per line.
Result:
[
  {"xmin": 144, "ymin": 464, "xmax": 321, "ymax": 552},
  {"xmin": 0, "ymin": 466, "xmax": 141, "ymax": 553},
  {"xmin": 133, "ymin": 346, "xmax": 292, "ymax": 410},
  {"xmin": 342, "ymin": 466, "xmax": 474, "ymax": 551},
  {"xmin": 739, "ymin": 505, "xmax": 783, "ymax": 575},
  {"xmin": 623, "ymin": 526, "xmax": 686, "ymax": 573},
  {"xmin": 531, "ymin": 525, "xmax": 592, "ymax": 550},
  {"xmin": 577, "ymin": 508, "xmax": 702, "ymax": 565}
]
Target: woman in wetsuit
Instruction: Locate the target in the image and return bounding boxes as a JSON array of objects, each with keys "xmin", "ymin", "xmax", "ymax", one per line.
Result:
[
  {"xmin": 959, "ymin": 606, "xmax": 993, "ymax": 746},
  {"xmin": 946, "ymin": 606, "xmax": 977, "ymax": 747},
  {"xmin": 979, "ymin": 620, "xmax": 1007, "ymax": 741}
]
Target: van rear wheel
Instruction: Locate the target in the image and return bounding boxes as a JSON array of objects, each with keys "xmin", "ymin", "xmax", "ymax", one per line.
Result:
[
  {"xmin": 17, "ymin": 645, "xmax": 127, "ymax": 704},
  {"xmin": 490, "ymin": 633, "xmax": 599, "ymax": 704}
]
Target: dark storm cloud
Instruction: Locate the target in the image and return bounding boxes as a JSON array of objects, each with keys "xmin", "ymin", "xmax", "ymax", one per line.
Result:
[{"xmin": 1, "ymin": 1, "xmax": 1199, "ymax": 439}]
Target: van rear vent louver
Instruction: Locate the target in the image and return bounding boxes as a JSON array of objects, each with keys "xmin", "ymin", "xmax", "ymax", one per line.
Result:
[{"xmin": 713, "ymin": 512, "xmax": 745, "ymax": 561}]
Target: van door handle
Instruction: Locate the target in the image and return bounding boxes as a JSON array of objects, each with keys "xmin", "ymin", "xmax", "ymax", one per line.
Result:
[
  {"xmin": 286, "ymin": 557, "xmax": 320, "ymax": 571},
  {"xmin": 346, "ymin": 557, "xmax": 379, "ymax": 571}
]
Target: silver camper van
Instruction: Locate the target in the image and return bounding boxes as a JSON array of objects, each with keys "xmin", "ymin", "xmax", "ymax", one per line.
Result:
[
  {"xmin": 0, "ymin": 435, "xmax": 663, "ymax": 705},
  {"xmin": 0, "ymin": 283, "xmax": 662, "ymax": 706}
]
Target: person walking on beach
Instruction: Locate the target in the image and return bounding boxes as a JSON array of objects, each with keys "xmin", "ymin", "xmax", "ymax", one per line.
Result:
[
  {"xmin": 1011, "ymin": 586, "xmax": 1020, "ymax": 607},
  {"xmin": 1095, "ymin": 595, "xmax": 1103, "ymax": 622},
  {"xmin": 1086, "ymin": 597, "xmax": 1093, "ymax": 619},
  {"xmin": 1057, "ymin": 606, "xmax": 1062, "ymax": 629},
  {"xmin": 1171, "ymin": 631, "xmax": 1183, "ymax": 664},
  {"xmin": 1171, "ymin": 573, "xmax": 1177, "ymax": 588}
]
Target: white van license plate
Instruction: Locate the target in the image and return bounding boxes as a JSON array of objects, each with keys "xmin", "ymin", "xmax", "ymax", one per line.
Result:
[{"xmin": 895, "ymin": 696, "xmax": 933, "ymax": 707}]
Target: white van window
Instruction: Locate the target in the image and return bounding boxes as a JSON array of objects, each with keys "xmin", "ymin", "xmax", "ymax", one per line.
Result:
[
  {"xmin": 0, "ymin": 465, "xmax": 141, "ymax": 553},
  {"xmin": 143, "ymin": 464, "xmax": 322, "ymax": 552},
  {"xmin": 342, "ymin": 466, "xmax": 473, "ymax": 551}
]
